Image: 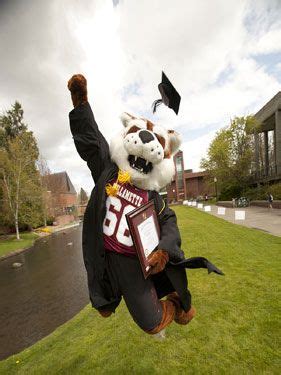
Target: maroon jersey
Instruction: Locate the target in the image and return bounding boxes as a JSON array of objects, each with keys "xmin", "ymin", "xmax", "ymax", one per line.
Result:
[{"xmin": 103, "ymin": 180, "xmax": 148, "ymax": 256}]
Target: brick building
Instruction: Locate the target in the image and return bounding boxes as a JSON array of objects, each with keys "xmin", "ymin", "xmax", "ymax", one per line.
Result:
[
  {"xmin": 43, "ymin": 171, "xmax": 78, "ymax": 224},
  {"xmin": 166, "ymin": 151, "xmax": 214, "ymax": 203}
]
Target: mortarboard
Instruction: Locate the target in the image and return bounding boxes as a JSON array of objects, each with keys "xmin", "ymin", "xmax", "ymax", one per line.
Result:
[{"xmin": 152, "ymin": 71, "xmax": 181, "ymax": 115}]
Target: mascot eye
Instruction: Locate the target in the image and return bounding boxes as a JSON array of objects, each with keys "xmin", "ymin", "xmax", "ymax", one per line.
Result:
[
  {"xmin": 155, "ymin": 134, "xmax": 166, "ymax": 149},
  {"xmin": 126, "ymin": 125, "xmax": 140, "ymax": 135}
]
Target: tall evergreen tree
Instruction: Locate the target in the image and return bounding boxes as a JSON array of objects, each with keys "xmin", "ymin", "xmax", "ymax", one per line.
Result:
[{"xmin": 0, "ymin": 101, "xmax": 27, "ymax": 146}]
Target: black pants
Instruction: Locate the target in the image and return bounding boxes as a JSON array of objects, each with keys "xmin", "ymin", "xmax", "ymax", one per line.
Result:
[{"xmin": 103, "ymin": 252, "xmax": 168, "ymax": 331}]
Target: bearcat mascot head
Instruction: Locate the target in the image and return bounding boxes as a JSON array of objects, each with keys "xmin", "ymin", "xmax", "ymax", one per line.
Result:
[{"xmin": 110, "ymin": 112, "xmax": 181, "ymax": 191}]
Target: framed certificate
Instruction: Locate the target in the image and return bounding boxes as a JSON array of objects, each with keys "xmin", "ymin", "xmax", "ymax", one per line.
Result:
[{"xmin": 126, "ymin": 200, "xmax": 160, "ymax": 278}]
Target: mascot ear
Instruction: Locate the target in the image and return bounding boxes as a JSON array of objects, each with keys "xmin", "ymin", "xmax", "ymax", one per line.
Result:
[
  {"xmin": 168, "ymin": 130, "xmax": 182, "ymax": 155},
  {"xmin": 120, "ymin": 112, "xmax": 135, "ymax": 128}
]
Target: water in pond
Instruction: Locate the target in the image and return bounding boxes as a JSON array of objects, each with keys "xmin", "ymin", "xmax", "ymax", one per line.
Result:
[{"xmin": 0, "ymin": 225, "xmax": 89, "ymax": 360}]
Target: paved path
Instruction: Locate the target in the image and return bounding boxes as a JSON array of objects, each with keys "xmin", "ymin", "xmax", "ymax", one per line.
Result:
[{"xmin": 202, "ymin": 205, "xmax": 281, "ymax": 237}]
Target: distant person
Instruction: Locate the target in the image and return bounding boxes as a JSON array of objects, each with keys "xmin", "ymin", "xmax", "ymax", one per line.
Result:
[
  {"xmin": 204, "ymin": 194, "xmax": 208, "ymax": 201},
  {"xmin": 232, "ymin": 198, "xmax": 236, "ymax": 208},
  {"xmin": 267, "ymin": 193, "xmax": 273, "ymax": 209}
]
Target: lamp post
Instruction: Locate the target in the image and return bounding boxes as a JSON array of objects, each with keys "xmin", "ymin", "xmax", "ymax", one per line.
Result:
[
  {"xmin": 172, "ymin": 189, "xmax": 176, "ymax": 203},
  {"xmin": 214, "ymin": 177, "xmax": 218, "ymax": 201}
]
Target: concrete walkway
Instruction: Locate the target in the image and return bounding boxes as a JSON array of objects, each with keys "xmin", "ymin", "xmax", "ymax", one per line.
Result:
[{"xmin": 204, "ymin": 205, "xmax": 281, "ymax": 237}]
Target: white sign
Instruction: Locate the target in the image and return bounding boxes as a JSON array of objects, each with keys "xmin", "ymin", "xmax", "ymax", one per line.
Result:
[
  {"xmin": 192, "ymin": 202, "xmax": 197, "ymax": 207},
  {"xmin": 217, "ymin": 207, "xmax": 226, "ymax": 215},
  {"xmin": 137, "ymin": 215, "xmax": 159, "ymax": 258},
  {"xmin": 235, "ymin": 210, "xmax": 245, "ymax": 220},
  {"xmin": 197, "ymin": 203, "xmax": 203, "ymax": 209},
  {"xmin": 183, "ymin": 200, "xmax": 188, "ymax": 205},
  {"xmin": 204, "ymin": 205, "xmax": 211, "ymax": 212},
  {"xmin": 187, "ymin": 201, "xmax": 192, "ymax": 206}
]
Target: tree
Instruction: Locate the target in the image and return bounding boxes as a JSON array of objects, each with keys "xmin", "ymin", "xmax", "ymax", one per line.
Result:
[
  {"xmin": 78, "ymin": 187, "xmax": 88, "ymax": 205},
  {"xmin": 0, "ymin": 101, "xmax": 30, "ymax": 225},
  {"xmin": 0, "ymin": 133, "xmax": 44, "ymax": 239},
  {"xmin": 0, "ymin": 101, "xmax": 27, "ymax": 147},
  {"xmin": 37, "ymin": 155, "xmax": 52, "ymax": 227},
  {"xmin": 0, "ymin": 102, "xmax": 44, "ymax": 238},
  {"xmin": 201, "ymin": 116, "xmax": 260, "ymax": 199}
]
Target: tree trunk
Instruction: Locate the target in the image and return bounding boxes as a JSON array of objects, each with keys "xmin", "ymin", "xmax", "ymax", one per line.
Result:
[
  {"xmin": 15, "ymin": 192, "xmax": 20, "ymax": 240},
  {"xmin": 15, "ymin": 217, "xmax": 20, "ymax": 240},
  {"xmin": 15, "ymin": 162, "xmax": 21, "ymax": 240}
]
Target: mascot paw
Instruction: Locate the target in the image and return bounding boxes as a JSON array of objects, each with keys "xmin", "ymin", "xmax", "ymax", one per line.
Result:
[
  {"xmin": 98, "ymin": 310, "xmax": 112, "ymax": 318},
  {"xmin": 67, "ymin": 74, "xmax": 88, "ymax": 107},
  {"xmin": 167, "ymin": 292, "xmax": 196, "ymax": 325},
  {"xmin": 148, "ymin": 250, "xmax": 169, "ymax": 274}
]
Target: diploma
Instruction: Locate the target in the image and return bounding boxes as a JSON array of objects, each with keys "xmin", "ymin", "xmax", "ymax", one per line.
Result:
[{"xmin": 126, "ymin": 200, "xmax": 160, "ymax": 278}]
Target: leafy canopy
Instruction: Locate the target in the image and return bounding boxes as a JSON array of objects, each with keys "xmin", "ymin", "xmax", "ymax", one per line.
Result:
[
  {"xmin": 200, "ymin": 116, "xmax": 260, "ymax": 198},
  {"xmin": 0, "ymin": 102, "xmax": 44, "ymax": 231}
]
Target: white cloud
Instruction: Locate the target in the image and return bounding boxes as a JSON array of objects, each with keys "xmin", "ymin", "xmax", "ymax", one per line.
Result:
[
  {"xmin": 249, "ymin": 28, "xmax": 281, "ymax": 55},
  {"xmin": 0, "ymin": 0, "xmax": 281, "ymax": 193},
  {"xmin": 276, "ymin": 62, "xmax": 281, "ymax": 71},
  {"xmin": 182, "ymin": 129, "xmax": 218, "ymax": 172}
]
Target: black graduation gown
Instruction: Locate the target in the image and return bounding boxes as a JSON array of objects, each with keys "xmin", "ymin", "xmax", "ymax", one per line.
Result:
[{"xmin": 69, "ymin": 103, "xmax": 223, "ymax": 312}]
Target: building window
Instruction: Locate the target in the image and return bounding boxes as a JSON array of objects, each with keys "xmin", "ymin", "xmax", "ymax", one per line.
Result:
[
  {"xmin": 176, "ymin": 155, "xmax": 184, "ymax": 189},
  {"xmin": 176, "ymin": 156, "xmax": 182, "ymax": 172},
  {"xmin": 177, "ymin": 171, "xmax": 183, "ymax": 188},
  {"xmin": 268, "ymin": 130, "xmax": 275, "ymax": 169}
]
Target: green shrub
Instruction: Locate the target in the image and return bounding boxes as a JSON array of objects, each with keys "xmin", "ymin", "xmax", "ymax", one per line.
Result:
[
  {"xmin": 47, "ymin": 216, "xmax": 55, "ymax": 225},
  {"xmin": 219, "ymin": 185, "xmax": 242, "ymax": 200},
  {"xmin": 244, "ymin": 183, "xmax": 281, "ymax": 200}
]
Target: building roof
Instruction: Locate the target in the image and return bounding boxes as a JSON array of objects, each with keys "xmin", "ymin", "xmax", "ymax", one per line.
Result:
[
  {"xmin": 42, "ymin": 172, "xmax": 77, "ymax": 194},
  {"xmin": 254, "ymin": 91, "xmax": 281, "ymax": 123},
  {"xmin": 184, "ymin": 171, "xmax": 208, "ymax": 179}
]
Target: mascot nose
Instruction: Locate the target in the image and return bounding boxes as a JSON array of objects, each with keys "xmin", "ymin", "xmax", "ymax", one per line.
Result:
[{"xmin": 139, "ymin": 130, "xmax": 154, "ymax": 144}]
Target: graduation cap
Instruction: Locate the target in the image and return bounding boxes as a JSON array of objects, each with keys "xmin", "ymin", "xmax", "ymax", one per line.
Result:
[{"xmin": 152, "ymin": 71, "xmax": 181, "ymax": 115}]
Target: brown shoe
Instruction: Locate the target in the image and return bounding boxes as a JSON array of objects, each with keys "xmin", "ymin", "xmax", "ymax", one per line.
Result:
[
  {"xmin": 67, "ymin": 74, "xmax": 88, "ymax": 107},
  {"xmin": 98, "ymin": 310, "xmax": 112, "ymax": 318},
  {"xmin": 167, "ymin": 292, "xmax": 196, "ymax": 325},
  {"xmin": 146, "ymin": 300, "xmax": 175, "ymax": 335}
]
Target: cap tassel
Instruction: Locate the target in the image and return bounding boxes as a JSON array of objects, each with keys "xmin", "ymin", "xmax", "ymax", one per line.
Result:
[
  {"xmin": 105, "ymin": 182, "xmax": 119, "ymax": 197},
  {"xmin": 118, "ymin": 170, "xmax": 131, "ymax": 185},
  {"xmin": 152, "ymin": 99, "xmax": 163, "ymax": 114},
  {"xmin": 105, "ymin": 170, "xmax": 132, "ymax": 196}
]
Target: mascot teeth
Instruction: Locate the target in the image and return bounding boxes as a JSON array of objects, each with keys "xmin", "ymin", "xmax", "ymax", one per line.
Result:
[{"xmin": 128, "ymin": 155, "xmax": 153, "ymax": 174}]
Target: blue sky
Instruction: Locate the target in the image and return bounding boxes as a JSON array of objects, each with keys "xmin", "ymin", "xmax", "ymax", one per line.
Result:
[{"xmin": 253, "ymin": 52, "xmax": 281, "ymax": 79}]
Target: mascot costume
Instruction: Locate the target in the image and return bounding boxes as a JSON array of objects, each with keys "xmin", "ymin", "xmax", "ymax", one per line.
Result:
[{"xmin": 67, "ymin": 73, "xmax": 223, "ymax": 335}]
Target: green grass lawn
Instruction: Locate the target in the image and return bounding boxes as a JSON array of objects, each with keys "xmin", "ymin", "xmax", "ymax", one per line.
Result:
[
  {"xmin": 0, "ymin": 232, "xmax": 39, "ymax": 258},
  {"xmin": 0, "ymin": 207, "xmax": 280, "ymax": 374}
]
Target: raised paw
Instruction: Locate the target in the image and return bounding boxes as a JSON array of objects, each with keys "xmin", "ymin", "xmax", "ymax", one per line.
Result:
[{"xmin": 67, "ymin": 74, "xmax": 88, "ymax": 107}]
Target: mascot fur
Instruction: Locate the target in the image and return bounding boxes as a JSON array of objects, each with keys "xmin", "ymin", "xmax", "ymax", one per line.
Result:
[{"xmin": 67, "ymin": 74, "xmax": 223, "ymax": 335}]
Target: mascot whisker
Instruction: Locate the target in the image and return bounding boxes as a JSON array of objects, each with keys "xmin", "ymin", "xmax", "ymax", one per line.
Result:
[{"xmin": 67, "ymin": 73, "xmax": 223, "ymax": 335}]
